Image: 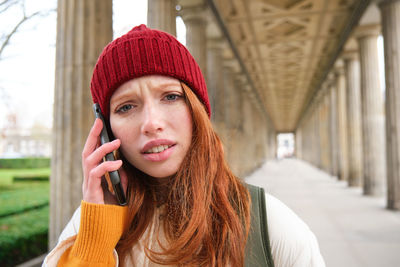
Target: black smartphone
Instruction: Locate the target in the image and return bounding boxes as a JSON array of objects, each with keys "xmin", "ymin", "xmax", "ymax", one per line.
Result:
[{"xmin": 93, "ymin": 103, "xmax": 127, "ymax": 206}]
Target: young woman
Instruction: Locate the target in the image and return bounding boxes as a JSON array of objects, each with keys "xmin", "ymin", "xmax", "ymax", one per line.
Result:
[{"xmin": 43, "ymin": 24, "xmax": 325, "ymax": 267}]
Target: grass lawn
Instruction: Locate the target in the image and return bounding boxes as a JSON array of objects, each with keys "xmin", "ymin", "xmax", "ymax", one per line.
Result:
[{"xmin": 0, "ymin": 168, "xmax": 50, "ymax": 217}]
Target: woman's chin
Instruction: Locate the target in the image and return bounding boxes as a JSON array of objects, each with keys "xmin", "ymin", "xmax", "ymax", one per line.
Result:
[
  {"xmin": 124, "ymin": 154, "xmax": 182, "ymax": 178},
  {"xmin": 138, "ymin": 166, "xmax": 178, "ymax": 179}
]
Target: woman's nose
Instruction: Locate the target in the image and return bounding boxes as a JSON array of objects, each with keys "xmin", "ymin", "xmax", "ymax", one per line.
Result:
[{"xmin": 141, "ymin": 103, "xmax": 164, "ymax": 135}]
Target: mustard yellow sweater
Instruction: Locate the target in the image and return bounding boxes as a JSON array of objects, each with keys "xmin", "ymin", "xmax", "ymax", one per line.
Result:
[{"xmin": 58, "ymin": 201, "xmax": 128, "ymax": 266}]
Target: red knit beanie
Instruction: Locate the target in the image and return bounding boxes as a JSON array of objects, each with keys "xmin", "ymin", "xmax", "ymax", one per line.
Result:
[{"xmin": 90, "ymin": 24, "xmax": 211, "ymax": 119}]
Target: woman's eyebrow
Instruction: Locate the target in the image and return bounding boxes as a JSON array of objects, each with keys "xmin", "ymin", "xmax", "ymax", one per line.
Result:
[
  {"xmin": 154, "ymin": 82, "xmax": 182, "ymax": 91},
  {"xmin": 110, "ymin": 90, "xmax": 137, "ymax": 107}
]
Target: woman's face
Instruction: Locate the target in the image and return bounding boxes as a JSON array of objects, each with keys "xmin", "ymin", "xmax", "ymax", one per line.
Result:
[{"xmin": 109, "ymin": 75, "xmax": 193, "ymax": 178}]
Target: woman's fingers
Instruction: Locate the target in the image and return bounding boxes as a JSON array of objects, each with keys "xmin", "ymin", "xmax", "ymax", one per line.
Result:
[
  {"xmin": 82, "ymin": 118, "xmax": 103, "ymax": 159},
  {"xmin": 82, "ymin": 119, "xmax": 103, "ymax": 193},
  {"xmin": 85, "ymin": 139, "xmax": 121, "ymax": 168},
  {"xmin": 81, "ymin": 118, "xmax": 124, "ymax": 204},
  {"xmin": 83, "ymin": 160, "xmax": 123, "ymax": 204}
]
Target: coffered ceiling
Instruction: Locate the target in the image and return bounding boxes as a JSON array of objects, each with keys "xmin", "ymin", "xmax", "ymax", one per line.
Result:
[{"xmin": 179, "ymin": 0, "xmax": 371, "ymax": 132}]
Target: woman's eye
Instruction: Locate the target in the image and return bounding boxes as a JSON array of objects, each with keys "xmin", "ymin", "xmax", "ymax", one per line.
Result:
[
  {"xmin": 117, "ymin": 104, "xmax": 133, "ymax": 113},
  {"xmin": 165, "ymin": 94, "xmax": 180, "ymax": 101}
]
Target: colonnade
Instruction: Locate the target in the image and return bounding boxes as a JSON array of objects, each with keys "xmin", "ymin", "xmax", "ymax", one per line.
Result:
[
  {"xmin": 296, "ymin": 0, "xmax": 400, "ymax": 211},
  {"xmin": 49, "ymin": 0, "xmax": 276, "ymax": 247},
  {"xmin": 173, "ymin": 0, "xmax": 276, "ymax": 175}
]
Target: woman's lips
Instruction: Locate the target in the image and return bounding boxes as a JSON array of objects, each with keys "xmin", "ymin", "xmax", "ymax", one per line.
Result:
[
  {"xmin": 142, "ymin": 144, "xmax": 175, "ymax": 162},
  {"xmin": 141, "ymin": 139, "xmax": 175, "ymax": 153}
]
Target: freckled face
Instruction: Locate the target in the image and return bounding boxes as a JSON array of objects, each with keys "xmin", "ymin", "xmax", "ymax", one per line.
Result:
[{"xmin": 109, "ymin": 75, "xmax": 193, "ymax": 178}]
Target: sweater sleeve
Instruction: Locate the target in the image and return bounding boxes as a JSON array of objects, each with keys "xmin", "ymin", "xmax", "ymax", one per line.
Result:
[
  {"xmin": 50, "ymin": 201, "xmax": 128, "ymax": 267},
  {"xmin": 265, "ymin": 193, "xmax": 326, "ymax": 267}
]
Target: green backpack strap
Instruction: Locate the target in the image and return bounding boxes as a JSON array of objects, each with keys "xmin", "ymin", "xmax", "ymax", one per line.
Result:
[{"xmin": 245, "ymin": 183, "xmax": 275, "ymax": 267}]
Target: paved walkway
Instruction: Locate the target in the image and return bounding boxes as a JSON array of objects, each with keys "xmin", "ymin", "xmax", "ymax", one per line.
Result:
[{"xmin": 245, "ymin": 158, "xmax": 400, "ymax": 267}]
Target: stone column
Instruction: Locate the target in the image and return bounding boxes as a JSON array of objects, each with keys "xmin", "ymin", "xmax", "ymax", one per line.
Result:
[
  {"xmin": 234, "ymin": 75, "xmax": 246, "ymax": 130},
  {"xmin": 228, "ymin": 71, "xmax": 244, "ymax": 173},
  {"xmin": 180, "ymin": 4, "xmax": 208, "ymax": 74},
  {"xmin": 318, "ymin": 104, "xmax": 323, "ymax": 169},
  {"xmin": 233, "ymin": 75, "xmax": 248, "ymax": 171},
  {"xmin": 299, "ymin": 125, "xmax": 305, "ymax": 160},
  {"xmin": 306, "ymin": 112, "xmax": 312, "ymax": 163},
  {"xmin": 335, "ymin": 61, "xmax": 349, "ymax": 181},
  {"xmin": 301, "ymin": 122, "xmax": 307, "ymax": 161},
  {"xmin": 319, "ymin": 84, "xmax": 331, "ymax": 173},
  {"xmin": 267, "ymin": 126, "xmax": 276, "ymax": 160},
  {"xmin": 148, "ymin": 0, "xmax": 177, "ymax": 36},
  {"xmin": 235, "ymin": 83, "xmax": 249, "ymax": 176},
  {"xmin": 222, "ymin": 63, "xmax": 237, "ymax": 131},
  {"xmin": 242, "ymin": 87, "xmax": 254, "ymax": 173},
  {"xmin": 207, "ymin": 38, "xmax": 225, "ymax": 126},
  {"xmin": 380, "ymin": 0, "xmax": 400, "ymax": 209},
  {"xmin": 342, "ymin": 51, "xmax": 363, "ymax": 187},
  {"xmin": 305, "ymin": 107, "xmax": 313, "ymax": 164},
  {"xmin": 252, "ymin": 106, "xmax": 263, "ymax": 166},
  {"xmin": 263, "ymin": 122, "xmax": 270, "ymax": 161},
  {"xmin": 50, "ymin": 0, "xmax": 112, "ymax": 248},
  {"xmin": 328, "ymin": 73, "xmax": 339, "ymax": 178},
  {"xmin": 307, "ymin": 108, "xmax": 315, "ymax": 165},
  {"xmin": 220, "ymin": 63, "xmax": 235, "ymax": 166},
  {"xmin": 304, "ymin": 118, "xmax": 311, "ymax": 163},
  {"xmin": 315, "ymin": 102, "xmax": 322, "ymax": 168},
  {"xmin": 356, "ymin": 24, "xmax": 386, "ymax": 196},
  {"xmin": 253, "ymin": 105, "xmax": 264, "ymax": 167},
  {"xmin": 253, "ymin": 107, "xmax": 262, "ymax": 166},
  {"xmin": 303, "ymin": 119, "xmax": 310, "ymax": 162},
  {"xmin": 310, "ymin": 111, "xmax": 316, "ymax": 165}
]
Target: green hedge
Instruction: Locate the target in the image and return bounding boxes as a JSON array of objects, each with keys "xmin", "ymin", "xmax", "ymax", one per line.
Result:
[
  {"xmin": 0, "ymin": 206, "xmax": 49, "ymax": 267},
  {"xmin": 13, "ymin": 175, "xmax": 49, "ymax": 182},
  {"xmin": 0, "ymin": 158, "xmax": 50, "ymax": 169}
]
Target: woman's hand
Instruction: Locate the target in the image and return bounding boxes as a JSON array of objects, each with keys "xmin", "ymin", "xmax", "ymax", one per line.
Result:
[{"xmin": 81, "ymin": 118, "xmax": 128, "ymax": 205}]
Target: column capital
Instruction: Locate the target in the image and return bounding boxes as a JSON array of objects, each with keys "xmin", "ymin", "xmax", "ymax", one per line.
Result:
[
  {"xmin": 179, "ymin": 3, "xmax": 208, "ymax": 24},
  {"xmin": 321, "ymin": 80, "xmax": 331, "ymax": 95},
  {"xmin": 207, "ymin": 37, "xmax": 226, "ymax": 50},
  {"xmin": 354, "ymin": 24, "xmax": 381, "ymax": 39},
  {"xmin": 314, "ymin": 88, "xmax": 325, "ymax": 105},
  {"xmin": 223, "ymin": 58, "xmax": 240, "ymax": 73},
  {"xmin": 334, "ymin": 59, "xmax": 345, "ymax": 76},
  {"xmin": 326, "ymin": 72, "xmax": 336, "ymax": 86},
  {"xmin": 341, "ymin": 50, "xmax": 359, "ymax": 62}
]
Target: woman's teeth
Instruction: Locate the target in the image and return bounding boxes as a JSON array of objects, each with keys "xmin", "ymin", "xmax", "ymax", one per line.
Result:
[{"xmin": 145, "ymin": 145, "xmax": 170, "ymax": 154}]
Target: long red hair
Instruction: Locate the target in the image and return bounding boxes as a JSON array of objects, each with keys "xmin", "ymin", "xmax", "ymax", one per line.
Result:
[{"xmin": 116, "ymin": 82, "xmax": 251, "ymax": 266}]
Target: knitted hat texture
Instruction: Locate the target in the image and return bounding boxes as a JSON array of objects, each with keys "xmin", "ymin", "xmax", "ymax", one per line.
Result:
[{"xmin": 90, "ymin": 24, "xmax": 211, "ymax": 119}]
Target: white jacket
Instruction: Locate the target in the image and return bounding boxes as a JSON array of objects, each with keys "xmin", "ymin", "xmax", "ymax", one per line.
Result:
[{"xmin": 43, "ymin": 194, "xmax": 326, "ymax": 267}]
